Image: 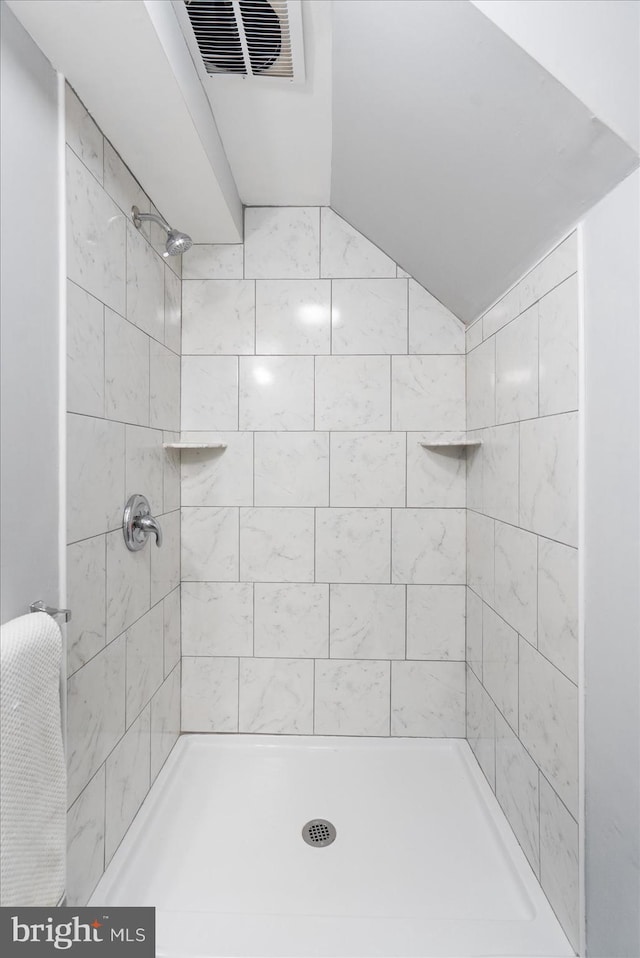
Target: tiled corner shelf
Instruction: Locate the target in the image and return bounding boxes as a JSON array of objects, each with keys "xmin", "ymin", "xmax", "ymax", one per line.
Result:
[
  {"xmin": 162, "ymin": 442, "xmax": 227, "ymax": 450},
  {"xmin": 419, "ymin": 440, "xmax": 482, "ymax": 449}
]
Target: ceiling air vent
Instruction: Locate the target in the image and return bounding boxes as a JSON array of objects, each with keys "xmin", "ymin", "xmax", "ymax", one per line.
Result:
[{"xmin": 183, "ymin": 0, "xmax": 305, "ymax": 81}]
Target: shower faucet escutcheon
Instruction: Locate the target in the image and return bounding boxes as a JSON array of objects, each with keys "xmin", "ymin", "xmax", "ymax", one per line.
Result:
[{"xmin": 123, "ymin": 494, "xmax": 163, "ymax": 551}]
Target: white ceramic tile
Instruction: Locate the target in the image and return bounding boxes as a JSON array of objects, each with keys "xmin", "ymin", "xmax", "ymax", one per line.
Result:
[
  {"xmin": 520, "ymin": 413, "xmax": 578, "ymax": 546},
  {"xmin": 65, "ymin": 86, "xmax": 103, "ymax": 183},
  {"xmin": 181, "ymin": 433, "xmax": 253, "ymax": 507},
  {"xmin": 182, "ymin": 280, "xmax": 255, "ymax": 355},
  {"xmin": 255, "ymin": 279, "xmax": 331, "ymax": 354},
  {"xmin": 150, "ymin": 340, "xmax": 180, "ymax": 432},
  {"xmin": 126, "ymin": 221, "xmax": 165, "ymax": 342},
  {"xmin": 67, "ymin": 281, "xmax": 104, "ymax": 417},
  {"xmin": 392, "ymin": 509, "xmax": 465, "ymax": 584},
  {"xmin": 66, "ymin": 636, "xmax": 125, "ymax": 805},
  {"xmin": 466, "ymin": 511, "xmax": 495, "ymax": 604},
  {"xmin": 391, "ymin": 661, "xmax": 465, "ymax": 736},
  {"xmin": 182, "ymin": 582, "xmax": 253, "ymax": 656},
  {"xmin": 466, "ymin": 319, "xmax": 483, "ymax": 353},
  {"xmin": 125, "ymin": 425, "xmax": 163, "ymax": 514},
  {"xmin": 466, "ymin": 337, "xmax": 495, "ymax": 430},
  {"xmin": 105, "ymin": 529, "xmax": 151, "ymax": 641},
  {"xmin": 539, "ymin": 776, "xmax": 580, "ymax": 951},
  {"xmin": 181, "ymin": 356, "xmax": 238, "ymax": 431},
  {"xmin": 314, "ymin": 660, "xmax": 390, "ymax": 735},
  {"xmin": 239, "ymin": 356, "xmax": 314, "ymax": 430},
  {"xmin": 254, "ymin": 583, "xmax": 328, "ymax": 658},
  {"xmin": 320, "ymin": 208, "xmax": 395, "ymax": 278},
  {"xmin": 125, "ymin": 603, "xmax": 164, "ymax": 725},
  {"xmin": 495, "ymin": 711, "xmax": 540, "ymax": 875},
  {"xmin": 240, "ymin": 508, "xmax": 315, "ymax": 582},
  {"xmin": 67, "ymin": 414, "xmax": 124, "ymax": 542},
  {"xmin": 482, "ymin": 284, "xmax": 522, "ymax": 340},
  {"xmin": 465, "ymin": 430, "xmax": 484, "ymax": 512},
  {"xmin": 330, "ymin": 432, "xmax": 405, "ymax": 507},
  {"xmin": 239, "ymin": 658, "xmax": 313, "ymax": 733},
  {"xmin": 494, "ymin": 522, "xmax": 538, "ymax": 645},
  {"xmin": 105, "ymin": 706, "xmax": 150, "ymax": 863},
  {"xmin": 164, "ymin": 265, "xmax": 181, "ymax": 354},
  {"xmin": 392, "ymin": 356, "xmax": 465, "ymax": 431},
  {"xmin": 482, "ymin": 605, "xmax": 518, "ymax": 730},
  {"xmin": 67, "ymin": 535, "xmax": 106, "ymax": 675},
  {"xmin": 539, "ymin": 275, "xmax": 579, "ymax": 417},
  {"xmin": 151, "ymin": 510, "xmax": 180, "ymax": 605},
  {"xmin": 466, "ymin": 666, "xmax": 496, "ymax": 789},
  {"xmin": 495, "ymin": 306, "xmax": 539, "ymax": 424},
  {"xmin": 182, "ymin": 244, "xmax": 243, "ymax": 280},
  {"xmin": 315, "ymin": 356, "xmax": 391, "ymax": 430},
  {"xmin": 408, "ymin": 280, "xmax": 464, "ymax": 354},
  {"xmin": 519, "ymin": 638, "xmax": 579, "ymax": 817},
  {"xmin": 245, "ymin": 207, "xmax": 319, "ymax": 279},
  {"xmin": 406, "ymin": 585, "xmax": 465, "ymax": 660},
  {"xmin": 481, "ymin": 423, "xmax": 519, "ymax": 525},
  {"xmin": 331, "ymin": 278, "xmax": 408, "ymax": 354},
  {"xmin": 316, "ymin": 508, "xmax": 391, "ymax": 584},
  {"xmin": 66, "ymin": 767, "xmax": 105, "ymax": 906},
  {"xmin": 538, "ymin": 539, "xmax": 578, "ymax": 683},
  {"xmin": 104, "ymin": 309, "xmax": 149, "ymax": 425},
  {"xmin": 163, "ymin": 587, "xmax": 181, "ymax": 677},
  {"xmin": 67, "ymin": 147, "xmax": 125, "ymax": 314},
  {"xmin": 181, "ymin": 507, "xmax": 239, "ymax": 581},
  {"xmin": 103, "ymin": 140, "xmax": 147, "ymax": 220},
  {"xmin": 407, "ymin": 434, "xmax": 466, "ymax": 508},
  {"xmin": 518, "ymin": 233, "xmax": 577, "ymax": 317},
  {"xmin": 255, "ymin": 432, "xmax": 329, "ymax": 506},
  {"xmin": 330, "ymin": 584, "xmax": 405, "ymax": 659},
  {"xmin": 163, "ymin": 431, "xmax": 181, "ymax": 513},
  {"xmin": 150, "ymin": 665, "xmax": 180, "ymax": 781},
  {"xmin": 181, "ymin": 657, "xmax": 238, "ymax": 732},
  {"xmin": 466, "ymin": 588, "xmax": 483, "ymax": 680}
]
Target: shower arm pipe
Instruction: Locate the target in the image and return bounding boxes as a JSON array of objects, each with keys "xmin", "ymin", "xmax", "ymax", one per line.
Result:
[{"xmin": 132, "ymin": 207, "xmax": 171, "ymax": 232}]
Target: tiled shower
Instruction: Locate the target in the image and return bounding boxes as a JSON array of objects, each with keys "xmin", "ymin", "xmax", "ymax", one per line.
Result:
[{"xmin": 64, "ymin": 88, "xmax": 579, "ymax": 950}]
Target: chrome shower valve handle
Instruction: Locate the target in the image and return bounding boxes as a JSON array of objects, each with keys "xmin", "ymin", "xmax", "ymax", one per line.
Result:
[{"xmin": 123, "ymin": 494, "xmax": 163, "ymax": 551}]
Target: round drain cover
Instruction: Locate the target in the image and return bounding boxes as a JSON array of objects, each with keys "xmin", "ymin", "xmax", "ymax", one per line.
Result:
[{"xmin": 302, "ymin": 819, "xmax": 336, "ymax": 847}]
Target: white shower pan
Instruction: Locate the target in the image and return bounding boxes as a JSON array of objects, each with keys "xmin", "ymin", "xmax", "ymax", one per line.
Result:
[{"xmin": 89, "ymin": 735, "xmax": 574, "ymax": 957}]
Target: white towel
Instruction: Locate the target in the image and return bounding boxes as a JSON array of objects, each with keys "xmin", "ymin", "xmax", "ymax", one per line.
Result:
[{"xmin": 0, "ymin": 611, "xmax": 66, "ymax": 906}]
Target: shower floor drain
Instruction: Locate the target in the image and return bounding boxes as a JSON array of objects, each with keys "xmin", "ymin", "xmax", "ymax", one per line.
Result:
[{"xmin": 302, "ymin": 819, "xmax": 336, "ymax": 847}]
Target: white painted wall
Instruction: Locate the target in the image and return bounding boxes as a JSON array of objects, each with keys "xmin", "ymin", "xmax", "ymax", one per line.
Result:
[
  {"xmin": 581, "ymin": 169, "xmax": 640, "ymax": 957},
  {"xmin": 472, "ymin": 0, "xmax": 640, "ymax": 153},
  {"xmin": 0, "ymin": 2, "xmax": 62, "ymax": 624}
]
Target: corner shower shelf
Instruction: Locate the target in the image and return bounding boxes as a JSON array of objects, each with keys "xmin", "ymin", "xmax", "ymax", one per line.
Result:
[
  {"xmin": 419, "ymin": 440, "xmax": 482, "ymax": 449},
  {"xmin": 162, "ymin": 442, "xmax": 227, "ymax": 450}
]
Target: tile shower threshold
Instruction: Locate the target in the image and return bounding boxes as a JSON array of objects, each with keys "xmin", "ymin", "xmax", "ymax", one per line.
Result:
[{"xmin": 89, "ymin": 735, "xmax": 573, "ymax": 958}]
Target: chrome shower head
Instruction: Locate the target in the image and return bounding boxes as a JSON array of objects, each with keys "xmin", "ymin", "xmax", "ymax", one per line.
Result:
[{"xmin": 131, "ymin": 206, "xmax": 192, "ymax": 257}]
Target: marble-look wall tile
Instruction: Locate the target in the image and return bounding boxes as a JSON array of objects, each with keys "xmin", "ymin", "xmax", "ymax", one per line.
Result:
[
  {"xmin": 181, "ymin": 656, "xmax": 238, "ymax": 732},
  {"xmin": 103, "ymin": 141, "xmax": 147, "ymax": 223},
  {"xmin": 465, "ymin": 318, "xmax": 483, "ymax": 353},
  {"xmin": 105, "ymin": 309, "xmax": 149, "ymax": 426},
  {"xmin": 315, "ymin": 660, "xmax": 390, "ymax": 735},
  {"xmin": 406, "ymin": 585, "xmax": 465, "ymax": 660},
  {"xmin": 181, "ymin": 507, "xmax": 239, "ymax": 581},
  {"xmin": 182, "ymin": 244, "xmax": 243, "ymax": 280},
  {"xmin": 150, "ymin": 340, "xmax": 180, "ymax": 432},
  {"xmin": 519, "ymin": 639, "xmax": 579, "ymax": 817},
  {"xmin": 67, "ymin": 281, "xmax": 104, "ymax": 418},
  {"xmin": 181, "ymin": 356, "xmax": 238, "ymax": 431},
  {"xmin": 482, "ymin": 605, "xmax": 518, "ymax": 730},
  {"xmin": 239, "ymin": 658, "xmax": 313, "ymax": 733},
  {"xmin": 164, "ymin": 266, "xmax": 182, "ymax": 355},
  {"xmin": 125, "ymin": 425, "xmax": 164, "ymax": 514},
  {"xmin": 330, "ymin": 584, "xmax": 405, "ymax": 659},
  {"xmin": 105, "ymin": 706, "xmax": 150, "ymax": 863},
  {"xmin": 392, "ymin": 509, "xmax": 465, "ymax": 584},
  {"xmin": 150, "ymin": 665, "xmax": 180, "ymax": 781},
  {"xmin": 466, "ymin": 511, "xmax": 495, "ymax": 603},
  {"xmin": 516, "ymin": 234, "xmax": 577, "ymax": 320},
  {"xmin": 408, "ymin": 280, "xmax": 464, "ymax": 355},
  {"xmin": 466, "ymin": 666, "xmax": 496, "ymax": 789},
  {"xmin": 332, "ymin": 278, "xmax": 408, "ymax": 354},
  {"xmin": 495, "ymin": 306, "xmax": 539, "ymax": 424},
  {"xmin": 150, "ymin": 510, "xmax": 180, "ymax": 605},
  {"xmin": 239, "ymin": 356, "xmax": 314, "ymax": 430},
  {"xmin": 465, "ymin": 432, "xmax": 484, "ymax": 512},
  {"xmin": 66, "ymin": 767, "xmax": 105, "ymax": 906},
  {"xmin": 466, "ymin": 338, "xmax": 495, "ymax": 430},
  {"xmin": 465, "ymin": 588, "xmax": 483, "ymax": 680},
  {"xmin": 538, "ymin": 275, "xmax": 579, "ymax": 417},
  {"xmin": 66, "ymin": 87, "xmax": 103, "ymax": 183},
  {"xmin": 255, "ymin": 279, "xmax": 331, "ymax": 355},
  {"xmin": 494, "ymin": 522, "xmax": 538, "ymax": 645},
  {"xmin": 482, "ymin": 424, "xmax": 519, "ymax": 525},
  {"xmin": 539, "ymin": 775, "xmax": 580, "ymax": 951},
  {"xmin": 240, "ymin": 507, "xmax": 315, "ymax": 582},
  {"xmin": 67, "ymin": 636, "xmax": 126, "ymax": 805},
  {"xmin": 407, "ymin": 437, "xmax": 466, "ymax": 508},
  {"xmin": 520, "ymin": 413, "xmax": 578, "ymax": 547},
  {"xmin": 163, "ymin": 432, "xmax": 181, "ymax": 514},
  {"xmin": 391, "ymin": 661, "xmax": 465, "ymax": 736},
  {"xmin": 330, "ymin": 432, "xmax": 405, "ymax": 507},
  {"xmin": 182, "ymin": 280, "xmax": 255, "ymax": 355},
  {"xmin": 163, "ymin": 587, "xmax": 181, "ymax": 677},
  {"xmin": 67, "ymin": 414, "xmax": 124, "ymax": 543},
  {"xmin": 182, "ymin": 582, "xmax": 253, "ymax": 656},
  {"xmin": 495, "ymin": 712, "xmax": 540, "ymax": 875},
  {"xmin": 126, "ymin": 222, "xmax": 164, "ymax": 342},
  {"xmin": 482, "ymin": 285, "xmax": 521, "ymax": 341},
  {"xmin": 255, "ymin": 583, "xmax": 328, "ymax": 658},
  {"xmin": 538, "ymin": 538, "xmax": 578, "ymax": 683},
  {"xmin": 181, "ymin": 433, "xmax": 253, "ymax": 507},
  {"xmin": 320, "ymin": 208, "xmax": 395, "ymax": 278},
  {"xmin": 67, "ymin": 535, "xmax": 106, "ymax": 675},
  {"xmin": 255, "ymin": 432, "xmax": 329, "ymax": 506},
  {"xmin": 245, "ymin": 207, "xmax": 319, "ymax": 279},
  {"xmin": 125, "ymin": 603, "xmax": 164, "ymax": 725},
  {"xmin": 392, "ymin": 356, "xmax": 465, "ymax": 431},
  {"xmin": 105, "ymin": 529, "xmax": 151, "ymax": 640},
  {"xmin": 316, "ymin": 508, "xmax": 391, "ymax": 584},
  {"xmin": 315, "ymin": 356, "xmax": 391, "ymax": 430}
]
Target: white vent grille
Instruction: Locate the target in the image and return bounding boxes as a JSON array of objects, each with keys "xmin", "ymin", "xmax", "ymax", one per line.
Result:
[{"xmin": 183, "ymin": 1, "xmax": 304, "ymax": 81}]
